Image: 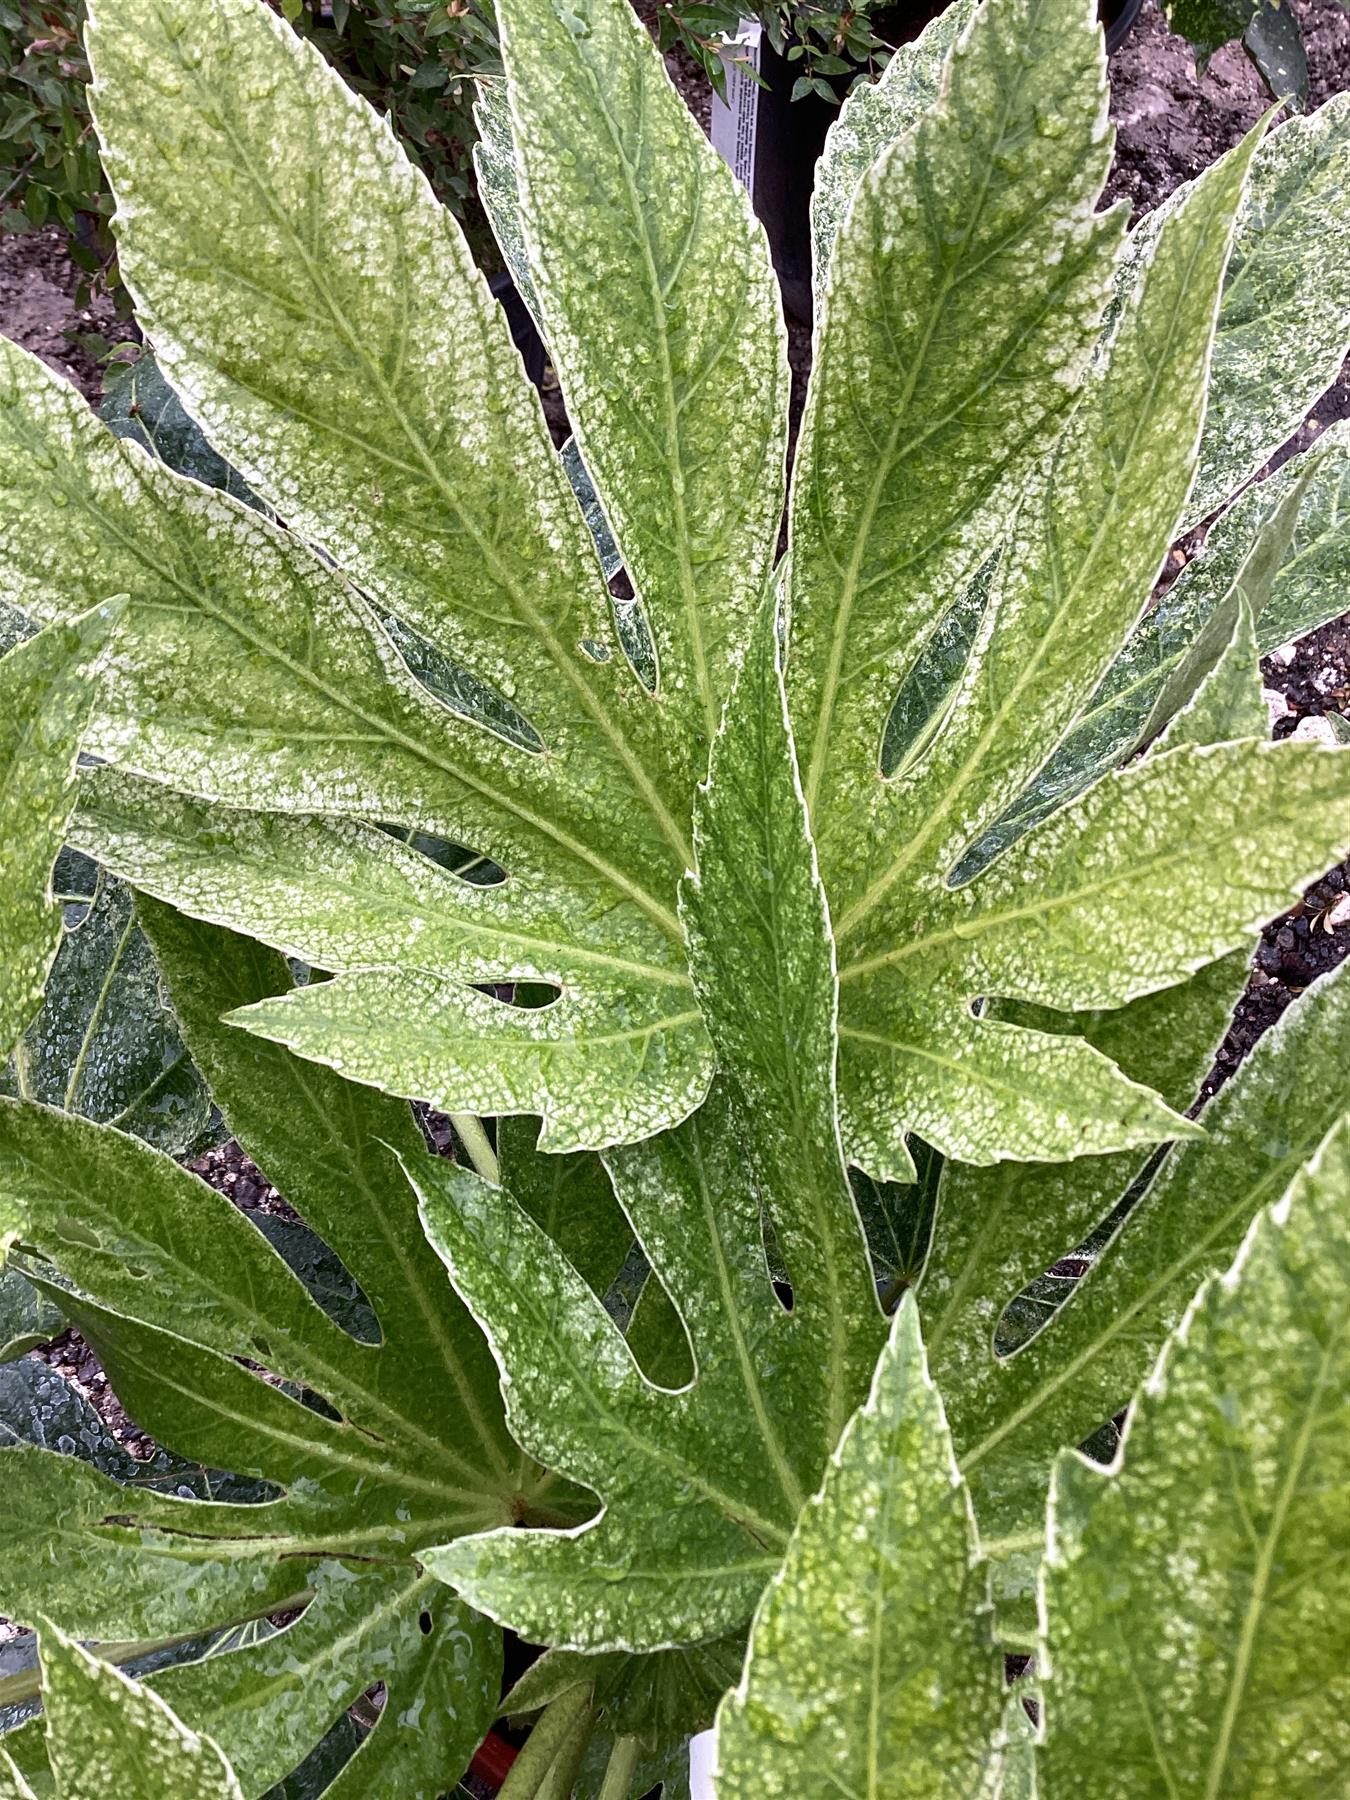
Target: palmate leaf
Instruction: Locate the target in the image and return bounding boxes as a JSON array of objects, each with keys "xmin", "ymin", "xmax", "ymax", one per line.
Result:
[
  {"xmin": 0, "ymin": 606, "xmax": 120, "ymax": 1072},
  {"xmin": 0, "ymin": 911, "xmax": 537, "ymax": 1796},
  {"xmin": 1040, "ymin": 1114, "xmax": 1350, "ymax": 1794},
  {"xmin": 714, "ymin": 1298, "xmax": 1004, "ymax": 1799},
  {"xmin": 413, "ymin": 597, "xmax": 885, "ymax": 1652},
  {"xmin": 2, "ymin": 0, "xmax": 760, "ymax": 1153},
  {"xmin": 0, "ymin": 0, "xmax": 1337, "ymax": 1180},
  {"xmin": 827, "ymin": 143, "xmax": 1349, "ymax": 1170}
]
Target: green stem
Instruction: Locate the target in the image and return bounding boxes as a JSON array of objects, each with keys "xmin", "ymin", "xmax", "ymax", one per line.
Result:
[
  {"xmin": 498, "ymin": 1686, "xmax": 594, "ymax": 1800},
  {"xmin": 450, "ymin": 1111, "xmax": 500, "ymax": 1184},
  {"xmin": 536, "ymin": 1697, "xmax": 598, "ymax": 1799},
  {"xmin": 598, "ymin": 1733, "xmax": 642, "ymax": 1800}
]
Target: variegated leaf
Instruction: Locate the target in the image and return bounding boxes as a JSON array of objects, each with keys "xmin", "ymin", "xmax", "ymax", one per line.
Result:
[
  {"xmin": 493, "ymin": 0, "xmax": 788, "ymax": 793},
  {"xmin": 415, "ymin": 588, "xmax": 882, "ymax": 1652},
  {"xmin": 713, "ymin": 1298, "xmax": 1003, "ymax": 1798},
  {"xmin": 928, "ymin": 955, "xmax": 1350, "ymax": 1544},
  {"xmin": 1040, "ymin": 1114, "xmax": 1350, "ymax": 1793},
  {"xmin": 828, "ymin": 119, "xmax": 1350, "ymax": 1173},
  {"xmin": 976, "ymin": 419, "xmax": 1350, "ymax": 862},
  {"xmin": 0, "ymin": 605, "xmax": 120, "ymax": 1069},
  {"xmin": 789, "ymin": 0, "xmax": 1121, "ymax": 911},
  {"xmin": 37, "ymin": 1622, "xmax": 243, "ymax": 1800}
]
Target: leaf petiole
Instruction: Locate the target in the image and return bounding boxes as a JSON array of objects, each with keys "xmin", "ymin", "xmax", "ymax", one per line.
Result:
[{"xmin": 498, "ymin": 1684, "xmax": 595, "ymax": 1799}]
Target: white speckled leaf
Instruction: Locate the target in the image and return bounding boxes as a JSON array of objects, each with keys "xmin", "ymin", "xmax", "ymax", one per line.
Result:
[
  {"xmin": 975, "ymin": 420, "xmax": 1350, "ymax": 861},
  {"xmin": 680, "ymin": 593, "xmax": 883, "ymax": 1420},
  {"xmin": 789, "ymin": 0, "xmax": 1121, "ymax": 910},
  {"xmin": 412, "ymin": 1100, "xmax": 793, "ymax": 1651},
  {"xmin": 919, "ymin": 944, "xmax": 1253, "ymax": 1611},
  {"xmin": 493, "ymin": 0, "xmax": 788, "ymax": 793},
  {"xmin": 809, "ymin": 0, "xmax": 977, "ymax": 299},
  {"xmin": 830, "ymin": 117, "xmax": 1272, "ymax": 1168},
  {"xmin": 472, "ymin": 77, "xmax": 542, "ymax": 338},
  {"xmin": 947, "ymin": 740, "xmax": 1350, "ymax": 1009},
  {"xmin": 1040, "ymin": 1112, "xmax": 1350, "ymax": 1793},
  {"xmin": 1185, "ymin": 92, "xmax": 1350, "ymax": 524},
  {"xmin": 839, "ymin": 995, "xmax": 1199, "ymax": 1182},
  {"xmin": 0, "ymin": 339, "xmax": 713, "ymax": 1151},
  {"xmin": 929, "ymin": 954, "xmax": 1350, "ymax": 1544},
  {"xmin": 1140, "ymin": 464, "xmax": 1300, "ymax": 748},
  {"xmin": 38, "ymin": 1622, "xmax": 242, "ymax": 1800},
  {"xmin": 414, "ymin": 604, "xmax": 883, "ymax": 1650},
  {"xmin": 228, "ymin": 963, "xmax": 709, "ymax": 1154},
  {"xmin": 0, "ymin": 340, "xmax": 680, "ymax": 908},
  {"xmin": 148, "ymin": 1563, "xmax": 499, "ymax": 1800},
  {"xmin": 0, "ymin": 604, "xmax": 120, "ymax": 1066},
  {"xmin": 83, "ymin": 0, "xmax": 680, "ymax": 818},
  {"xmin": 74, "ymin": 774, "xmax": 709, "ymax": 1150},
  {"xmin": 714, "ymin": 1297, "xmax": 1003, "ymax": 1798}
]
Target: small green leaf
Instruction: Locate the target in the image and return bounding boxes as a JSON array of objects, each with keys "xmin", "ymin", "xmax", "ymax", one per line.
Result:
[
  {"xmin": 1244, "ymin": 0, "xmax": 1308, "ymax": 110},
  {"xmin": 714, "ymin": 1298, "xmax": 1003, "ymax": 1796},
  {"xmin": 1156, "ymin": 589, "xmax": 1265, "ymax": 748},
  {"xmin": 1041, "ymin": 1113, "xmax": 1350, "ymax": 1793}
]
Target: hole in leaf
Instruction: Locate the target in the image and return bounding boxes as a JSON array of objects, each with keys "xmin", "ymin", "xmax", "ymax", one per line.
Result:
[
  {"xmin": 377, "ymin": 608, "xmax": 545, "ymax": 752},
  {"xmin": 418, "ymin": 1609, "xmax": 433, "ymax": 1636},
  {"xmin": 376, "ymin": 823, "xmax": 506, "ymax": 887},
  {"xmin": 880, "ymin": 559, "xmax": 992, "ymax": 783}
]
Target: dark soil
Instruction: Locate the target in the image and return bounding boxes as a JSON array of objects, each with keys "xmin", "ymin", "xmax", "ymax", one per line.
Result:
[{"xmin": 0, "ymin": 225, "xmax": 118, "ymax": 401}]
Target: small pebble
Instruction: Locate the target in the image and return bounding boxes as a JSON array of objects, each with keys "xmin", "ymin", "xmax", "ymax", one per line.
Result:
[
  {"xmin": 1289, "ymin": 715, "xmax": 1341, "ymax": 747},
  {"xmin": 1262, "ymin": 687, "xmax": 1291, "ymax": 728}
]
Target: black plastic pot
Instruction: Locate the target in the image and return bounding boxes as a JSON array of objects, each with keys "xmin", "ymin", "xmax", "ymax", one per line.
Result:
[{"xmin": 732, "ymin": 0, "xmax": 1146, "ymax": 326}]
